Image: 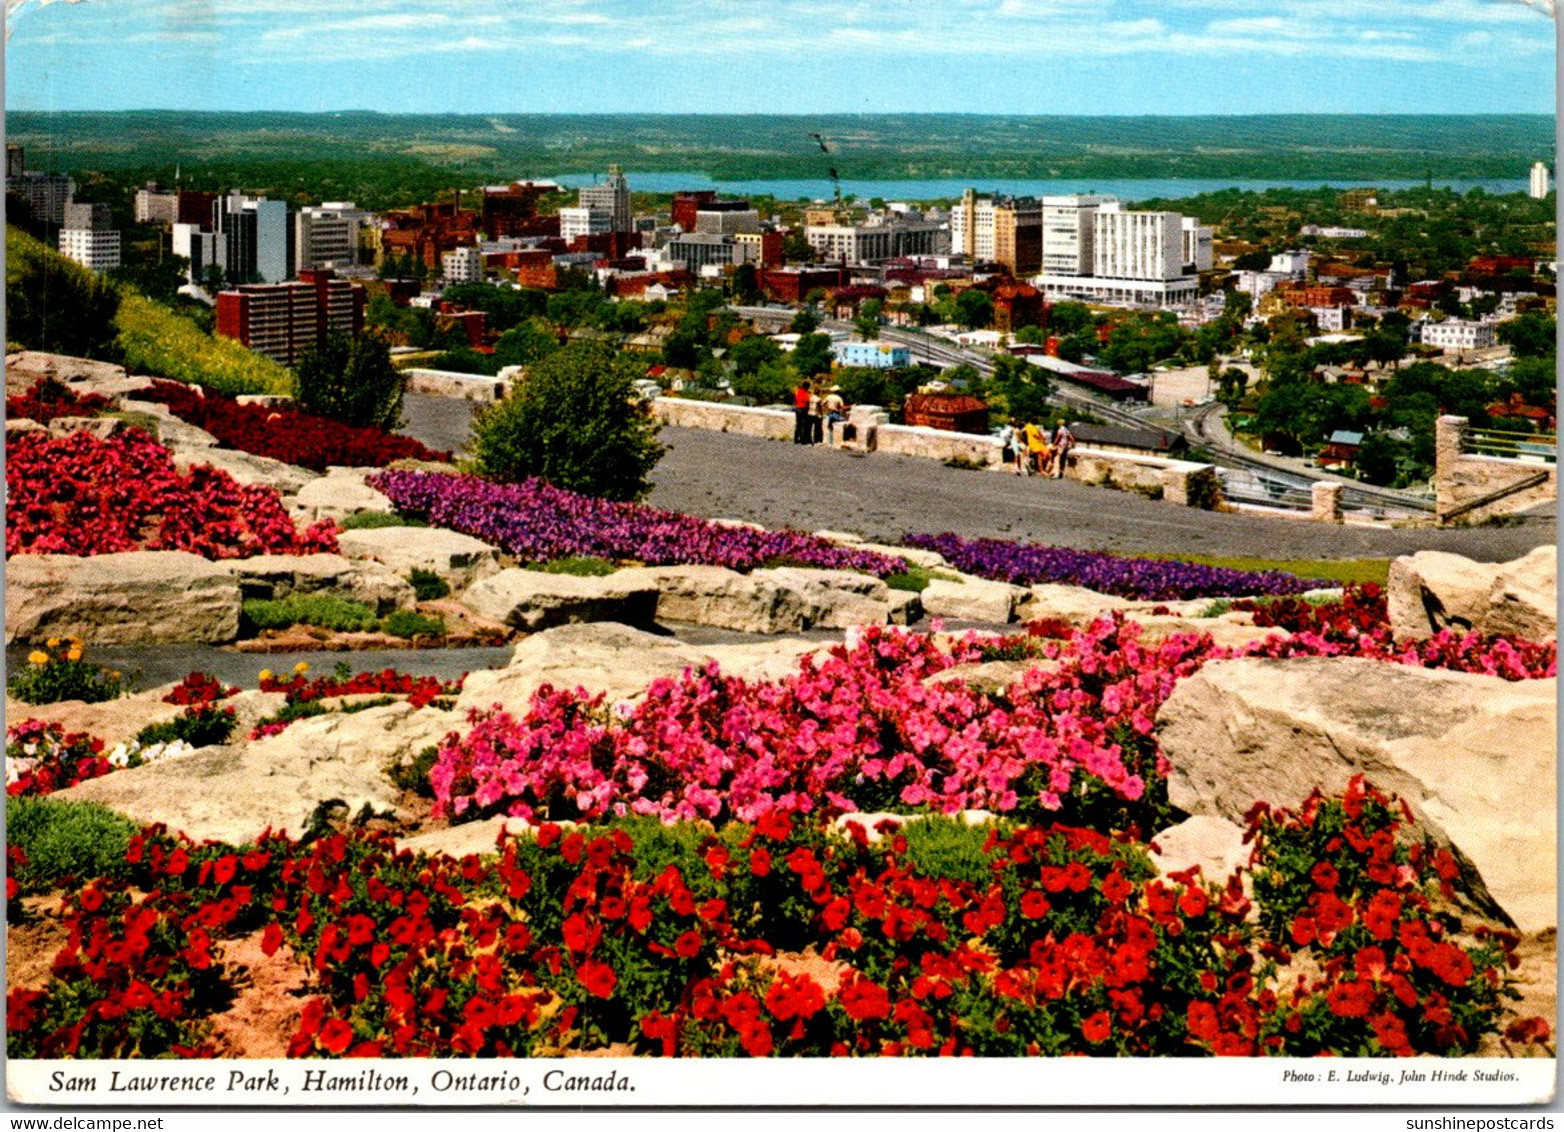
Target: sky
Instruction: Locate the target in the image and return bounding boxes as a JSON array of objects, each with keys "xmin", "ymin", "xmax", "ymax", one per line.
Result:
[{"xmin": 3, "ymin": 0, "xmax": 1559, "ymax": 115}]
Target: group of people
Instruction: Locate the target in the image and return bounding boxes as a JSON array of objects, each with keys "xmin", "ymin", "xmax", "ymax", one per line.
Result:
[
  {"xmin": 793, "ymin": 381, "xmax": 847, "ymax": 446},
  {"xmin": 999, "ymin": 419, "xmax": 1075, "ymax": 479}
]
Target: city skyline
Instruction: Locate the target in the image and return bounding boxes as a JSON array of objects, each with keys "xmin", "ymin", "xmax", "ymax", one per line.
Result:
[{"xmin": 5, "ymin": 0, "xmax": 1558, "ymax": 116}]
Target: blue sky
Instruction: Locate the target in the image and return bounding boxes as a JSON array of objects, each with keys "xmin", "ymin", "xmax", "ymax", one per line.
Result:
[{"xmin": 5, "ymin": 0, "xmax": 1558, "ymax": 115}]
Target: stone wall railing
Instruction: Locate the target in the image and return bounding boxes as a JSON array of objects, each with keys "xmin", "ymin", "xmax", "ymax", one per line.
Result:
[
  {"xmin": 403, "ymin": 369, "xmax": 510, "ymax": 402},
  {"xmin": 1435, "ymin": 415, "xmax": 1558, "ymax": 524},
  {"xmin": 652, "ymin": 398, "xmax": 1222, "ymax": 509}
]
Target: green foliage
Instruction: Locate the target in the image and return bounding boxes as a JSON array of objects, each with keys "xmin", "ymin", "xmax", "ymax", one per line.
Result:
[
  {"xmin": 897, "ymin": 816, "xmax": 1007, "ymax": 889},
  {"xmin": 407, "ymin": 568, "xmax": 450, "ymax": 601},
  {"xmin": 294, "ymin": 331, "xmax": 405, "ymax": 430},
  {"xmin": 884, "ymin": 566, "xmax": 959, "ymax": 593},
  {"xmin": 6, "ymin": 796, "xmax": 139, "ymax": 896},
  {"xmin": 1495, "ymin": 312, "xmax": 1557, "ymax": 360},
  {"xmin": 731, "ymin": 358, "xmax": 797, "ymax": 406},
  {"xmin": 470, "ymin": 340, "xmax": 664, "ymax": 501},
  {"xmin": 5, "ymin": 227, "xmax": 122, "ymax": 361},
  {"xmin": 338, "ymin": 511, "xmax": 429, "ymax": 531},
  {"xmin": 132, "ymin": 706, "xmax": 238, "ymax": 749},
  {"xmin": 387, "ymin": 745, "xmax": 442, "ymax": 798},
  {"xmin": 115, "ymin": 291, "xmax": 294, "ymax": 396},
  {"xmin": 525, "ymin": 556, "xmax": 618, "ymax": 577},
  {"xmin": 954, "ymin": 289, "xmax": 994, "ymax": 331},
  {"xmin": 991, "ymin": 353, "xmax": 1052, "ymax": 422},
  {"xmin": 790, "ymin": 333, "xmax": 835, "ymax": 379},
  {"xmin": 8, "ymin": 642, "xmax": 125, "ymax": 706},
  {"xmin": 242, "ymin": 594, "xmax": 380, "ymax": 634},
  {"xmin": 380, "ymin": 610, "xmax": 446, "ymax": 639},
  {"xmin": 438, "ymin": 283, "xmax": 546, "ymax": 333},
  {"xmin": 492, "ymin": 320, "xmax": 562, "ymax": 371}
]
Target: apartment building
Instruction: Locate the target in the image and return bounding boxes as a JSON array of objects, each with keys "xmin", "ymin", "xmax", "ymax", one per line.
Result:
[
  {"xmin": 950, "ymin": 190, "xmax": 1043, "ymax": 274},
  {"xmin": 57, "ymin": 203, "xmax": 120, "ymax": 273},
  {"xmin": 296, "ymin": 202, "xmax": 370, "ymax": 273},
  {"xmin": 215, "ymin": 269, "xmax": 366, "ymax": 366}
]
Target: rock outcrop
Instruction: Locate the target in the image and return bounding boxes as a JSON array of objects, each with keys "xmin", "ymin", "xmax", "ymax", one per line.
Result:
[
  {"xmin": 6, "ymin": 552, "xmax": 242, "ymax": 645},
  {"xmin": 293, "ymin": 467, "xmax": 396, "ymax": 523},
  {"xmin": 920, "ymin": 576, "xmax": 1028, "ymax": 624},
  {"xmin": 612, "ymin": 564, "xmax": 905, "ymax": 633},
  {"xmin": 1158, "ymin": 656, "xmax": 1557, "ymax": 933},
  {"xmin": 1388, "ymin": 546, "xmax": 1556, "ymax": 642},
  {"xmin": 334, "ymin": 527, "xmax": 502, "ymax": 591},
  {"xmin": 460, "ymin": 569, "xmax": 661, "ymax": 632},
  {"xmin": 218, "ymin": 554, "xmax": 416, "ymax": 614}
]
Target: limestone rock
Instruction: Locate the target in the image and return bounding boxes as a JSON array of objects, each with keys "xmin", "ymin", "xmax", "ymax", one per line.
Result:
[
  {"xmin": 294, "ymin": 467, "xmax": 397, "ymax": 523},
  {"xmin": 858, "ymin": 542, "xmax": 947, "ymax": 570},
  {"xmin": 6, "ymin": 552, "xmax": 242, "ymax": 645},
  {"xmin": 1149, "ymin": 816, "xmax": 1251, "ymax": 883},
  {"xmin": 172, "ymin": 446, "xmax": 319, "ymax": 495},
  {"xmin": 460, "ymin": 568, "xmax": 661, "ymax": 632},
  {"xmin": 218, "ymin": 554, "xmax": 415, "ymax": 614},
  {"xmin": 920, "ymin": 576, "xmax": 1027, "ymax": 624},
  {"xmin": 397, "ymin": 817, "xmax": 542, "ymax": 859},
  {"xmin": 1485, "ymin": 545, "xmax": 1557, "ymax": 642},
  {"xmin": 59, "ymin": 703, "xmax": 460, "ymax": 845},
  {"xmin": 1158, "ymin": 657, "xmax": 1557, "ymax": 933},
  {"xmin": 1133, "ymin": 614, "xmax": 1280, "ymax": 651},
  {"xmin": 1387, "ymin": 551, "xmax": 1501, "ymax": 639},
  {"xmin": 2, "ymin": 693, "xmax": 185, "ymax": 750},
  {"xmin": 1023, "ymin": 583, "xmax": 1137, "ymax": 626},
  {"xmin": 764, "ymin": 566, "xmax": 896, "ymax": 629},
  {"xmin": 886, "ymin": 588, "xmax": 923, "ymax": 625},
  {"xmin": 334, "ymin": 527, "xmax": 501, "ymax": 590},
  {"xmin": 926, "ymin": 659, "xmax": 1049, "ymax": 697},
  {"xmin": 615, "ymin": 565, "xmax": 812, "ymax": 633},
  {"xmin": 117, "ymin": 399, "xmax": 221, "ymax": 449},
  {"xmin": 4, "ymin": 351, "xmax": 150, "ymax": 399}
]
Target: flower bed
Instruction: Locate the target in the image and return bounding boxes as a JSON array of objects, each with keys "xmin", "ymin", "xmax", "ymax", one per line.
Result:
[
  {"xmin": 5, "ymin": 722, "xmax": 114, "ymax": 797},
  {"xmin": 250, "ymin": 664, "xmax": 464, "ymax": 740},
  {"xmin": 370, "ymin": 470, "xmax": 906, "ymax": 577},
  {"xmin": 5, "ymin": 379, "xmax": 112, "ymax": 424},
  {"xmin": 429, "ymin": 613, "xmax": 1554, "ymax": 831},
  {"xmin": 5, "ymin": 781, "xmax": 1549, "ymax": 1059},
  {"xmin": 6, "ymin": 428, "xmax": 338, "ymax": 558},
  {"xmin": 903, "ymin": 532, "xmax": 1318, "ymax": 601},
  {"xmin": 137, "ymin": 380, "xmax": 450, "ymax": 472}
]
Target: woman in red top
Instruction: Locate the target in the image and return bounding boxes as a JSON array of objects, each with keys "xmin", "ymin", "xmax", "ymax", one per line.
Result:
[{"xmin": 793, "ymin": 382, "xmax": 813, "ymax": 444}]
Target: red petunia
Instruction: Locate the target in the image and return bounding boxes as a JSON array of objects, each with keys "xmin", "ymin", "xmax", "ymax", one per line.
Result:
[
  {"xmin": 577, "ymin": 959, "xmax": 617, "ymax": 998},
  {"xmin": 1080, "ymin": 1011, "xmax": 1112, "ymax": 1044},
  {"xmin": 318, "ymin": 1018, "xmax": 355, "ymax": 1054},
  {"xmin": 673, "ymin": 930, "xmax": 703, "ymax": 959},
  {"xmin": 837, "ymin": 976, "xmax": 891, "ymax": 1022}
]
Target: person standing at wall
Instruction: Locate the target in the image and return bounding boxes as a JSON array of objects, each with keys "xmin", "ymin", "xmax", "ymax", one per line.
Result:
[
  {"xmin": 793, "ymin": 381, "xmax": 812, "ymax": 445},
  {"xmin": 1051, "ymin": 420, "xmax": 1075, "ymax": 479}
]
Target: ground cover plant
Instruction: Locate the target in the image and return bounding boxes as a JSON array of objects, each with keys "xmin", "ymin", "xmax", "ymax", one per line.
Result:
[
  {"xmin": 248, "ymin": 664, "xmax": 463, "ymax": 740},
  {"xmin": 7, "ymin": 638, "xmax": 125, "ymax": 705},
  {"xmin": 903, "ymin": 533, "xmax": 1320, "ymax": 601},
  {"xmin": 5, "ymin": 378, "xmax": 112, "ymax": 424},
  {"xmin": 371, "ymin": 470, "xmax": 906, "ymax": 577},
  {"xmin": 4, "ymin": 784, "xmax": 1549, "ymax": 1059},
  {"xmin": 6, "ymin": 428, "xmax": 338, "ymax": 558},
  {"xmin": 136, "ymin": 380, "xmax": 449, "ymax": 472}
]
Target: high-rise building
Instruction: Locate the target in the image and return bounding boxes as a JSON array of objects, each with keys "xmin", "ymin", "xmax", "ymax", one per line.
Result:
[
  {"xmin": 559, "ymin": 207, "xmax": 614, "ymax": 243},
  {"xmin": 1035, "ymin": 199, "xmax": 1198, "ymax": 306},
  {"xmin": 57, "ymin": 202, "xmax": 121, "ymax": 273},
  {"xmin": 5, "ymin": 145, "xmax": 74, "ymax": 225},
  {"xmin": 1094, "ymin": 203, "xmax": 1183, "ymax": 282},
  {"xmin": 1042, "ymin": 195, "xmax": 1111, "ymax": 276},
  {"xmin": 441, "ymin": 245, "xmax": 484, "ymax": 284},
  {"xmin": 1529, "ymin": 161, "xmax": 1551, "ymax": 199},
  {"xmin": 949, "ymin": 192, "xmax": 1042, "ymax": 274},
  {"xmin": 295, "ymin": 202, "xmax": 369, "ymax": 273},
  {"xmin": 215, "ymin": 269, "xmax": 365, "ymax": 366},
  {"xmin": 578, "ymin": 165, "xmax": 632, "ymax": 234},
  {"xmin": 1181, "ymin": 216, "xmax": 1214, "ymax": 272},
  {"xmin": 212, "ymin": 192, "xmax": 289, "ymax": 284}
]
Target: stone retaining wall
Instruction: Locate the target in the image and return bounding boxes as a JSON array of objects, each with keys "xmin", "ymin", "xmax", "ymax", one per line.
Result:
[
  {"xmin": 403, "ymin": 369, "xmax": 509, "ymax": 402},
  {"xmin": 653, "ymin": 397, "xmax": 1220, "ymax": 508},
  {"xmin": 1435, "ymin": 415, "xmax": 1558, "ymax": 524}
]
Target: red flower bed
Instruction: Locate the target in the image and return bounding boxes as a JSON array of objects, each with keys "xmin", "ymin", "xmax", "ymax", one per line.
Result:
[
  {"xmin": 5, "ymin": 720, "xmax": 112, "ymax": 797},
  {"xmin": 137, "ymin": 380, "xmax": 449, "ymax": 472},
  {"xmin": 5, "ymin": 379, "xmax": 112, "ymax": 424},
  {"xmin": 163, "ymin": 672, "xmax": 239, "ymax": 707},
  {"xmin": 5, "ymin": 428, "xmax": 338, "ymax": 558},
  {"xmin": 6, "ymin": 782, "xmax": 1549, "ymax": 1060}
]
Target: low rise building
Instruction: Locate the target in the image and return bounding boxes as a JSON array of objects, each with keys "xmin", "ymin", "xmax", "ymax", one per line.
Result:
[
  {"xmin": 833, "ymin": 340, "xmax": 911, "ymax": 369},
  {"xmin": 1419, "ymin": 319, "xmax": 1496, "ymax": 352}
]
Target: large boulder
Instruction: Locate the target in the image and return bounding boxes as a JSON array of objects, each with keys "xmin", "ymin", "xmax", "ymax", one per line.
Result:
[
  {"xmin": 763, "ymin": 566, "xmax": 899, "ymax": 629},
  {"xmin": 117, "ymin": 399, "xmax": 222, "ymax": 450},
  {"xmin": 1149, "ymin": 816, "xmax": 1250, "ymax": 884},
  {"xmin": 6, "ymin": 552, "xmax": 242, "ymax": 644},
  {"xmin": 59, "ymin": 702, "xmax": 459, "ymax": 845},
  {"xmin": 460, "ymin": 569, "xmax": 661, "ymax": 632},
  {"xmin": 2, "ymin": 693, "xmax": 186, "ymax": 750},
  {"xmin": 4, "ymin": 351, "xmax": 151, "ymax": 399},
  {"xmin": 1023, "ymin": 584, "xmax": 1137, "ymax": 626},
  {"xmin": 613, "ymin": 565, "xmax": 813, "ymax": 633},
  {"xmin": 334, "ymin": 527, "xmax": 501, "ymax": 591},
  {"xmin": 172, "ymin": 446, "xmax": 319, "ymax": 496},
  {"xmin": 454, "ymin": 622, "xmax": 827, "ymax": 717},
  {"xmin": 293, "ymin": 467, "xmax": 397, "ymax": 523},
  {"xmin": 1158, "ymin": 657, "xmax": 1556, "ymax": 933},
  {"xmin": 920, "ymin": 576, "xmax": 1028, "ymax": 624},
  {"xmin": 1388, "ymin": 547, "xmax": 1556, "ymax": 642},
  {"xmin": 218, "ymin": 554, "xmax": 416, "ymax": 614}
]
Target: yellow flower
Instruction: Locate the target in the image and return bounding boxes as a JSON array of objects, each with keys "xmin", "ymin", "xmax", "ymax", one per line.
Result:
[
  {"xmin": 110, "ymin": 671, "xmax": 122, "ymax": 680},
  {"xmin": 66, "ymin": 646, "xmax": 84, "ymax": 662},
  {"xmin": 27, "ymin": 650, "xmax": 49, "ymax": 666},
  {"xmin": 294, "ymin": 662, "xmax": 310, "ymax": 674},
  {"xmin": 258, "ymin": 669, "xmax": 273, "ymax": 683},
  {"xmin": 46, "ymin": 637, "xmax": 60, "ymax": 648}
]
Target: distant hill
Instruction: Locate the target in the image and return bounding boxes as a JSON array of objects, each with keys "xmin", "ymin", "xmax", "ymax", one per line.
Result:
[{"xmin": 7, "ymin": 111, "xmax": 1554, "ymax": 184}]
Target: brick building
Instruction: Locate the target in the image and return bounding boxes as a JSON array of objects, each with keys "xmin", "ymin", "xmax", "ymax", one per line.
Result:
[{"xmin": 215, "ymin": 268, "xmax": 366, "ymax": 366}]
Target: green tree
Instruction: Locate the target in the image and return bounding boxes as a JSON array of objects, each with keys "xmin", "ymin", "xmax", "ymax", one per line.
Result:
[
  {"xmin": 293, "ymin": 331, "xmax": 404, "ymax": 430},
  {"xmin": 790, "ymin": 306, "xmax": 821, "ymax": 334},
  {"xmin": 730, "ymin": 262, "xmax": 761, "ymax": 304},
  {"xmin": 4, "ymin": 231, "xmax": 122, "ymax": 361},
  {"xmin": 1046, "ymin": 302, "xmax": 1095, "ymax": 337},
  {"xmin": 469, "ymin": 341, "xmax": 663, "ymax": 501},
  {"xmin": 732, "ymin": 358, "xmax": 797, "ymax": 406},
  {"xmin": 1496, "ymin": 312, "xmax": 1556, "ymax": 359},
  {"xmin": 955, "ymin": 289, "xmax": 995, "ymax": 331},
  {"xmin": 492, "ymin": 320, "xmax": 560, "ymax": 369},
  {"xmin": 854, "ymin": 298, "xmax": 884, "ymax": 341},
  {"xmin": 790, "ymin": 332, "xmax": 836, "ymax": 378},
  {"xmin": 729, "ymin": 333, "xmax": 783, "ymax": 377},
  {"xmin": 991, "ymin": 353, "xmax": 1052, "ymax": 422}
]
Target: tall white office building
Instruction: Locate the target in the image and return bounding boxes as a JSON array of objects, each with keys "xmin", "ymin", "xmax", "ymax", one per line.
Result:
[
  {"xmin": 578, "ymin": 165, "xmax": 632, "ymax": 234},
  {"xmin": 559, "ymin": 207, "xmax": 614, "ymax": 243},
  {"xmin": 1529, "ymin": 161, "xmax": 1551, "ymax": 199},
  {"xmin": 1094, "ymin": 203, "xmax": 1183, "ymax": 282},
  {"xmin": 1041, "ymin": 195, "xmax": 1111, "ymax": 275},
  {"xmin": 296, "ymin": 202, "xmax": 369, "ymax": 273}
]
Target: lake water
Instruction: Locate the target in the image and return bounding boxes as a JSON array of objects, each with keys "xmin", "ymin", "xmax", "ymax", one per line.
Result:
[{"xmin": 552, "ymin": 172, "xmax": 1528, "ymax": 203}]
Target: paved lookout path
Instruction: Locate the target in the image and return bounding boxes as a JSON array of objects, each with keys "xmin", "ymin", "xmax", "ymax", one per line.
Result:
[{"xmin": 401, "ymin": 395, "xmax": 1555, "ymax": 563}]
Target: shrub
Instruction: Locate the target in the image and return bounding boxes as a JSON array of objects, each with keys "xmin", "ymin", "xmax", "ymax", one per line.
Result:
[
  {"xmin": 470, "ymin": 340, "xmax": 664, "ymax": 501},
  {"xmin": 340, "ymin": 511, "xmax": 428, "ymax": 531},
  {"xmin": 387, "ymin": 745, "xmax": 442, "ymax": 798},
  {"xmin": 294, "ymin": 331, "xmax": 404, "ymax": 430},
  {"xmin": 242, "ymin": 594, "xmax": 379, "ymax": 634},
  {"xmin": 5, "ymin": 227, "xmax": 121, "ymax": 362},
  {"xmin": 526, "ymin": 556, "xmax": 617, "ymax": 578},
  {"xmin": 7, "ymin": 639, "xmax": 125, "ymax": 705},
  {"xmin": 132, "ymin": 705, "xmax": 238, "ymax": 749},
  {"xmin": 407, "ymin": 567, "xmax": 450, "ymax": 600},
  {"xmin": 5, "ymin": 796, "xmax": 139, "ymax": 896},
  {"xmin": 380, "ymin": 610, "xmax": 445, "ymax": 639}
]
